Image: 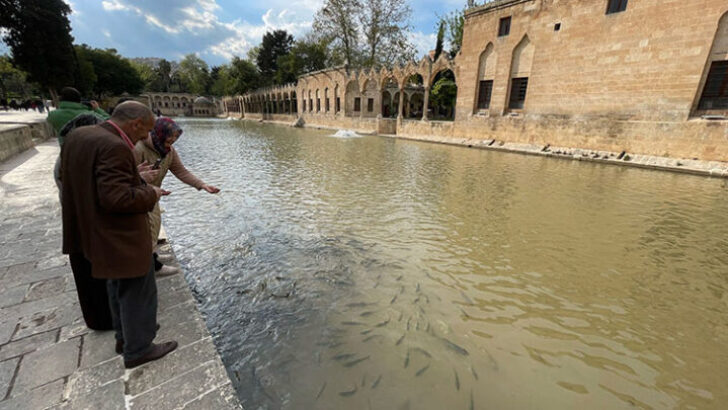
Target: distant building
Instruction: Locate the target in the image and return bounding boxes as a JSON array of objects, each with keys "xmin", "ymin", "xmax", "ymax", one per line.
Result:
[{"xmin": 144, "ymin": 93, "xmax": 218, "ymax": 117}]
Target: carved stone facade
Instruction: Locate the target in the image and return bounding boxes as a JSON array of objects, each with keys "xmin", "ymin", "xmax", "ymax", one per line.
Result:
[{"xmin": 226, "ymin": 0, "xmax": 728, "ymax": 161}]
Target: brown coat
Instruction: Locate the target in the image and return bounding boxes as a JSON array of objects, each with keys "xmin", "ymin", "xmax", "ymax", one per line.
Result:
[{"xmin": 61, "ymin": 123, "xmax": 158, "ymax": 279}]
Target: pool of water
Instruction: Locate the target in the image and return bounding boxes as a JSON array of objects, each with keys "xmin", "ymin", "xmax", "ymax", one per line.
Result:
[{"xmin": 163, "ymin": 119, "xmax": 728, "ymax": 409}]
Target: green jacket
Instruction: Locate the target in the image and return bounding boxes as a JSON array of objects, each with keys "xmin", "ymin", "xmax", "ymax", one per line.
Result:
[{"xmin": 47, "ymin": 101, "xmax": 110, "ymax": 147}]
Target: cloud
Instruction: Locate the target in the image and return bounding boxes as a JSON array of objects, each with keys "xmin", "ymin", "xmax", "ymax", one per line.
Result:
[{"xmin": 409, "ymin": 31, "xmax": 437, "ymax": 59}]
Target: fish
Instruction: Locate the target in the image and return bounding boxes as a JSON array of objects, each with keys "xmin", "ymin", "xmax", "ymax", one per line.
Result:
[
  {"xmin": 442, "ymin": 338, "xmax": 469, "ymax": 356},
  {"xmin": 375, "ymin": 318, "xmax": 390, "ymax": 328},
  {"xmin": 390, "ymin": 294, "xmax": 398, "ymax": 304},
  {"xmin": 332, "ymin": 353, "xmax": 356, "ymax": 361},
  {"xmin": 316, "ymin": 382, "xmax": 326, "ymax": 399},
  {"xmin": 397, "ymin": 311, "xmax": 404, "ymax": 321},
  {"xmin": 416, "ymin": 283, "xmax": 421, "ymax": 293},
  {"xmin": 469, "ymin": 390, "xmax": 475, "ymax": 410},
  {"xmin": 406, "ymin": 317, "xmax": 412, "ymax": 331},
  {"xmin": 396, "ymin": 275, "xmax": 403, "ymax": 281},
  {"xmin": 471, "ymin": 365, "xmax": 479, "ymax": 380},
  {"xmin": 360, "ymin": 329, "xmax": 373, "ymax": 335},
  {"xmin": 344, "ymin": 356, "xmax": 370, "ymax": 368},
  {"xmin": 341, "ymin": 321, "xmax": 363, "ymax": 326},
  {"xmin": 404, "ymin": 350, "xmax": 410, "ymax": 368},
  {"xmin": 409, "ymin": 347, "xmax": 432, "ymax": 358},
  {"xmin": 339, "ymin": 385, "xmax": 358, "ymax": 397},
  {"xmin": 399, "ymin": 285, "xmax": 405, "ymax": 294},
  {"xmin": 360, "ymin": 311, "xmax": 376, "ymax": 317},
  {"xmin": 362, "ymin": 334, "xmax": 383, "ymax": 342},
  {"xmin": 460, "ymin": 291, "xmax": 474, "ymax": 305},
  {"xmin": 371, "ymin": 374, "xmax": 382, "ymax": 389},
  {"xmin": 395, "ymin": 334, "xmax": 405, "ymax": 346},
  {"xmin": 415, "ymin": 364, "xmax": 430, "ymax": 377},
  {"xmin": 454, "ymin": 369, "xmax": 460, "ymax": 391}
]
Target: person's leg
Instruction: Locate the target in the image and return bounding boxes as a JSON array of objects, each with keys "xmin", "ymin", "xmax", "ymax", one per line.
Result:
[
  {"xmin": 106, "ymin": 278, "xmax": 123, "ymax": 346},
  {"xmin": 118, "ymin": 258, "xmax": 158, "ymax": 362},
  {"xmin": 153, "ymin": 252, "xmax": 163, "ymax": 271},
  {"xmin": 69, "ymin": 253, "xmax": 113, "ymax": 330}
]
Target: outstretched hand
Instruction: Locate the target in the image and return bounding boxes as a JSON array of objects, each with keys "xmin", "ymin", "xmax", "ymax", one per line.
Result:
[{"xmin": 202, "ymin": 184, "xmax": 220, "ymax": 194}]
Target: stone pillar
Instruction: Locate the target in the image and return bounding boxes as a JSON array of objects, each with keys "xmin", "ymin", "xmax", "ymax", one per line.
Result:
[
  {"xmin": 422, "ymin": 87, "xmax": 430, "ymax": 121},
  {"xmin": 398, "ymin": 89, "xmax": 405, "ymax": 120}
]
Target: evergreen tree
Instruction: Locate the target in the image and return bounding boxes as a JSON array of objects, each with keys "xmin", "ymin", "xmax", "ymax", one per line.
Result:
[{"xmin": 256, "ymin": 30, "xmax": 293, "ymax": 85}]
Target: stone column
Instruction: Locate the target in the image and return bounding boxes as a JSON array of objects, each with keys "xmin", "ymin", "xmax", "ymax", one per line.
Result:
[
  {"xmin": 422, "ymin": 87, "xmax": 430, "ymax": 121},
  {"xmin": 398, "ymin": 89, "xmax": 405, "ymax": 120}
]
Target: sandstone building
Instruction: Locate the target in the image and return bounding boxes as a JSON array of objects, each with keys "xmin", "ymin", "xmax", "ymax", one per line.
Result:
[
  {"xmin": 223, "ymin": 0, "xmax": 728, "ymax": 161},
  {"xmin": 144, "ymin": 93, "xmax": 220, "ymax": 117}
]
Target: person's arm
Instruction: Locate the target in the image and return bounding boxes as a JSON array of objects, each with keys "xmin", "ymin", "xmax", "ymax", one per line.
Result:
[
  {"xmin": 90, "ymin": 100, "xmax": 110, "ymax": 119},
  {"xmin": 96, "ymin": 143, "xmax": 158, "ymax": 213},
  {"xmin": 168, "ymin": 148, "xmax": 206, "ymax": 190}
]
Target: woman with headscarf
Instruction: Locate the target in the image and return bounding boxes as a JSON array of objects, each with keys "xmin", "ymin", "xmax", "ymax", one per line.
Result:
[{"xmin": 135, "ymin": 117, "xmax": 220, "ymax": 276}]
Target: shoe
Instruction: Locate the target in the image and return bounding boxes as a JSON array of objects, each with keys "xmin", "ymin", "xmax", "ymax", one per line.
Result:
[
  {"xmin": 116, "ymin": 323, "xmax": 161, "ymax": 354},
  {"xmin": 156, "ymin": 253, "xmax": 175, "ymax": 264},
  {"xmin": 123, "ymin": 341, "xmax": 178, "ymax": 369},
  {"xmin": 155, "ymin": 265, "xmax": 179, "ymax": 277}
]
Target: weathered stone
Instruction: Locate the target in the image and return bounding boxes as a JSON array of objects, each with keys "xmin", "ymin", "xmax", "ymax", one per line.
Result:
[
  {"xmin": 0, "ymin": 264, "xmax": 70, "ymax": 289},
  {"xmin": 0, "ymin": 330, "xmax": 57, "ymax": 362},
  {"xmin": 182, "ymin": 382, "xmax": 242, "ymax": 409},
  {"xmin": 12, "ymin": 338, "xmax": 79, "ymax": 396},
  {"xmin": 0, "ymin": 285, "xmax": 28, "ymax": 309},
  {"xmin": 0, "ymin": 379, "xmax": 64, "ymax": 410},
  {"xmin": 58, "ymin": 379, "xmax": 125, "ymax": 410},
  {"xmin": 13, "ymin": 303, "xmax": 81, "ymax": 340},
  {"xmin": 129, "ymin": 360, "xmax": 230, "ymax": 409},
  {"xmin": 58, "ymin": 318, "xmax": 90, "ymax": 341},
  {"xmin": 35, "ymin": 255, "xmax": 68, "ymax": 271},
  {"xmin": 64, "ymin": 356, "xmax": 123, "ymax": 400},
  {"xmin": 79, "ymin": 330, "xmax": 116, "ymax": 369},
  {"xmin": 126, "ymin": 337, "xmax": 219, "ymax": 395},
  {"xmin": 24, "ymin": 277, "xmax": 67, "ymax": 302},
  {"xmin": 0, "ymin": 357, "xmax": 19, "ymax": 400},
  {"xmin": 0, "ymin": 321, "xmax": 15, "ymax": 346}
]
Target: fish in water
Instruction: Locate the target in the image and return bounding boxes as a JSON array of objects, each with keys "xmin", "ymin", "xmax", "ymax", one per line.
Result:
[
  {"xmin": 362, "ymin": 334, "xmax": 383, "ymax": 342},
  {"xmin": 360, "ymin": 311, "xmax": 376, "ymax": 317},
  {"xmin": 339, "ymin": 385, "xmax": 358, "ymax": 397},
  {"xmin": 390, "ymin": 294, "xmax": 398, "ymax": 304},
  {"xmin": 397, "ymin": 311, "xmax": 404, "ymax": 321},
  {"xmin": 344, "ymin": 356, "xmax": 370, "ymax": 368},
  {"xmin": 469, "ymin": 390, "xmax": 475, "ymax": 410},
  {"xmin": 332, "ymin": 353, "xmax": 356, "ymax": 361},
  {"xmin": 416, "ymin": 283, "xmax": 421, "ymax": 293},
  {"xmin": 375, "ymin": 318, "xmax": 389, "ymax": 328},
  {"xmin": 460, "ymin": 291, "xmax": 474, "ymax": 305},
  {"xmin": 442, "ymin": 338, "xmax": 469, "ymax": 356},
  {"xmin": 395, "ymin": 334, "xmax": 405, "ymax": 346},
  {"xmin": 471, "ymin": 365, "xmax": 479, "ymax": 380},
  {"xmin": 409, "ymin": 347, "xmax": 432, "ymax": 358},
  {"xmin": 341, "ymin": 321, "xmax": 363, "ymax": 326},
  {"xmin": 415, "ymin": 364, "xmax": 430, "ymax": 377},
  {"xmin": 361, "ymin": 329, "xmax": 373, "ymax": 335},
  {"xmin": 316, "ymin": 382, "xmax": 327, "ymax": 399},
  {"xmin": 346, "ymin": 302, "xmax": 371, "ymax": 308},
  {"xmin": 404, "ymin": 350, "xmax": 410, "ymax": 368},
  {"xmin": 454, "ymin": 369, "xmax": 460, "ymax": 391},
  {"xmin": 396, "ymin": 275, "xmax": 403, "ymax": 281},
  {"xmin": 371, "ymin": 374, "xmax": 382, "ymax": 389}
]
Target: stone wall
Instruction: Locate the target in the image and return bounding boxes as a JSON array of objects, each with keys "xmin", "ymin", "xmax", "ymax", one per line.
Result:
[{"xmin": 0, "ymin": 125, "xmax": 35, "ymax": 162}]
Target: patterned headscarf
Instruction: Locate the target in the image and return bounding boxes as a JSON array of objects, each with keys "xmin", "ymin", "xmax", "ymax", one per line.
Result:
[{"xmin": 151, "ymin": 117, "xmax": 182, "ymax": 157}]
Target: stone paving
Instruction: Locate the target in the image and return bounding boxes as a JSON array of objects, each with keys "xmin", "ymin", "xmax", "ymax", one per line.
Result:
[{"xmin": 0, "ymin": 140, "xmax": 242, "ymax": 409}]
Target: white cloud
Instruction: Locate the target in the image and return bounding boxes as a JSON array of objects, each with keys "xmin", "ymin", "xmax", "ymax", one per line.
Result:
[{"xmin": 409, "ymin": 31, "xmax": 437, "ymax": 59}]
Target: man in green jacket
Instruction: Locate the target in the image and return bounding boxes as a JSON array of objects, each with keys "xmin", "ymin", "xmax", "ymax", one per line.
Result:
[{"xmin": 47, "ymin": 87, "xmax": 109, "ymax": 147}]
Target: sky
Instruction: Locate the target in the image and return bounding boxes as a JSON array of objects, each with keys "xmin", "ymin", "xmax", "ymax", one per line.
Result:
[{"xmin": 54, "ymin": 0, "xmax": 468, "ymax": 66}]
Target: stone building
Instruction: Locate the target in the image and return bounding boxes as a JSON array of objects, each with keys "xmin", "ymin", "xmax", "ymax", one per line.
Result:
[
  {"xmin": 144, "ymin": 93, "xmax": 219, "ymax": 117},
  {"xmin": 227, "ymin": 0, "xmax": 728, "ymax": 161}
]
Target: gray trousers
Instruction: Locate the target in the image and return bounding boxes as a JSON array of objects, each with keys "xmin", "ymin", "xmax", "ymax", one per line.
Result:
[{"xmin": 107, "ymin": 258, "xmax": 158, "ymax": 362}]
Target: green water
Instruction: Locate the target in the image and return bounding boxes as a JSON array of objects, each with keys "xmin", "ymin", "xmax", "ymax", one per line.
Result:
[{"xmin": 163, "ymin": 119, "xmax": 728, "ymax": 409}]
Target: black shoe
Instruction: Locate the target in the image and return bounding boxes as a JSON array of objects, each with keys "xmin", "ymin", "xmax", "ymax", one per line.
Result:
[
  {"xmin": 124, "ymin": 341, "xmax": 178, "ymax": 369},
  {"xmin": 116, "ymin": 323, "xmax": 161, "ymax": 354}
]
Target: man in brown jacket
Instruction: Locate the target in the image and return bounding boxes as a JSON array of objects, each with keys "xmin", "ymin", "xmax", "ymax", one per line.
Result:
[{"xmin": 61, "ymin": 101, "xmax": 177, "ymax": 369}]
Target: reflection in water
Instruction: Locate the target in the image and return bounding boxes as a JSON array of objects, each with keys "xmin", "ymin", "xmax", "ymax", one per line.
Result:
[{"xmin": 163, "ymin": 119, "xmax": 728, "ymax": 409}]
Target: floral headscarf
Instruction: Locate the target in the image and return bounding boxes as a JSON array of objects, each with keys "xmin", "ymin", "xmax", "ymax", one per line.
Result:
[{"xmin": 151, "ymin": 117, "xmax": 182, "ymax": 157}]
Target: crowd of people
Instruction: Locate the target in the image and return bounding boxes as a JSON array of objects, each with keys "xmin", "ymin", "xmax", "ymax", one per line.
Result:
[
  {"xmin": 1, "ymin": 97, "xmax": 49, "ymax": 113},
  {"xmin": 49, "ymin": 87, "xmax": 220, "ymax": 369}
]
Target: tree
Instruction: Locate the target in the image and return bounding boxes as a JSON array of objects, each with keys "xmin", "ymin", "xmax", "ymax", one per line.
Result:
[
  {"xmin": 443, "ymin": 9, "xmax": 465, "ymax": 57},
  {"xmin": 209, "ymin": 65, "xmax": 236, "ymax": 96},
  {"xmin": 275, "ymin": 35, "xmax": 332, "ymax": 84},
  {"xmin": 256, "ymin": 30, "xmax": 293, "ymax": 85},
  {"xmin": 1, "ymin": 0, "xmax": 76, "ymax": 102},
  {"xmin": 0, "ymin": 55, "xmax": 40, "ymax": 100},
  {"xmin": 434, "ymin": 20, "xmax": 446, "ymax": 61},
  {"xmin": 313, "ymin": 0, "xmax": 361, "ymax": 66},
  {"xmin": 229, "ymin": 57, "xmax": 261, "ymax": 95},
  {"xmin": 74, "ymin": 45, "xmax": 144, "ymax": 97},
  {"xmin": 360, "ymin": 0, "xmax": 414, "ymax": 67},
  {"xmin": 154, "ymin": 59, "xmax": 174, "ymax": 92},
  {"xmin": 130, "ymin": 60, "xmax": 156, "ymax": 92},
  {"xmin": 178, "ymin": 54, "xmax": 210, "ymax": 94}
]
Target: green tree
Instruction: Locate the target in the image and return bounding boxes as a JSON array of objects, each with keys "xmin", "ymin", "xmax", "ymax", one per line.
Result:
[
  {"xmin": 229, "ymin": 57, "xmax": 261, "ymax": 95},
  {"xmin": 209, "ymin": 65, "xmax": 236, "ymax": 96},
  {"xmin": 433, "ymin": 20, "xmax": 446, "ymax": 61},
  {"xmin": 178, "ymin": 54, "xmax": 210, "ymax": 94},
  {"xmin": 256, "ymin": 30, "xmax": 293, "ymax": 85},
  {"xmin": 154, "ymin": 59, "xmax": 174, "ymax": 92},
  {"xmin": 73, "ymin": 46, "xmax": 97, "ymax": 96},
  {"xmin": 74, "ymin": 45, "xmax": 144, "ymax": 97},
  {"xmin": 275, "ymin": 36, "xmax": 332, "ymax": 84},
  {"xmin": 313, "ymin": 0, "xmax": 361, "ymax": 66},
  {"xmin": 443, "ymin": 9, "xmax": 465, "ymax": 57},
  {"xmin": 1, "ymin": 0, "xmax": 76, "ymax": 102},
  {"xmin": 0, "ymin": 55, "xmax": 40, "ymax": 100},
  {"xmin": 130, "ymin": 60, "xmax": 156, "ymax": 92},
  {"xmin": 360, "ymin": 0, "xmax": 414, "ymax": 67}
]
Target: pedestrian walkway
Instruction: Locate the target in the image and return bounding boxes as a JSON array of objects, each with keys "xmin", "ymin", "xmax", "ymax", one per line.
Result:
[{"xmin": 0, "ymin": 141, "xmax": 241, "ymax": 409}]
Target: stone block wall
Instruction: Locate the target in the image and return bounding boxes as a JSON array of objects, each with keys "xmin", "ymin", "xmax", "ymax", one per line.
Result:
[{"xmin": 0, "ymin": 125, "xmax": 36, "ymax": 162}]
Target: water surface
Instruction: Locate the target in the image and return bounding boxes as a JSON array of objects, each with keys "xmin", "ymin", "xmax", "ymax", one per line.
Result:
[{"xmin": 163, "ymin": 119, "xmax": 728, "ymax": 409}]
